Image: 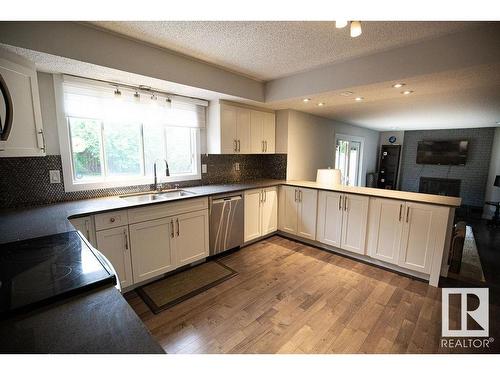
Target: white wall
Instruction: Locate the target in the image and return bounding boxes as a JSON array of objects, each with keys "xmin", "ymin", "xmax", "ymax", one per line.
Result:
[
  {"xmin": 277, "ymin": 109, "xmax": 379, "ymax": 185},
  {"xmin": 484, "ymin": 127, "xmax": 500, "ymax": 218}
]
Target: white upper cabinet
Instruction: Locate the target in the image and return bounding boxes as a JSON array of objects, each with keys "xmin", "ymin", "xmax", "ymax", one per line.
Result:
[
  {"xmin": 0, "ymin": 49, "xmax": 45, "ymax": 157},
  {"xmin": 278, "ymin": 186, "xmax": 317, "ymax": 240},
  {"xmin": 208, "ymin": 101, "xmax": 275, "ymax": 154},
  {"xmin": 316, "ymin": 191, "xmax": 368, "ymax": 254}
]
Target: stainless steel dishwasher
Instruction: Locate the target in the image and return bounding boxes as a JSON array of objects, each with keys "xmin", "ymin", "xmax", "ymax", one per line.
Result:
[{"xmin": 209, "ymin": 193, "xmax": 244, "ymax": 256}]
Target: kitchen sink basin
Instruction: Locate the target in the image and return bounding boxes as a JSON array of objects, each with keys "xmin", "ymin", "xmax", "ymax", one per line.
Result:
[{"xmin": 120, "ymin": 190, "xmax": 196, "ymax": 203}]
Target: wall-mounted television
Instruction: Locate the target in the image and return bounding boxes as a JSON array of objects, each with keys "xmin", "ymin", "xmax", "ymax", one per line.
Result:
[{"xmin": 416, "ymin": 140, "xmax": 468, "ymax": 165}]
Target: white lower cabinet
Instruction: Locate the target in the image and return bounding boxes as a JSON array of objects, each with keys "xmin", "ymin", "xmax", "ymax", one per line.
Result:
[
  {"xmin": 96, "ymin": 225, "xmax": 134, "ymax": 289},
  {"xmin": 175, "ymin": 210, "xmax": 210, "ymax": 267},
  {"xmin": 278, "ymin": 186, "xmax": 317, "ymax": 240},
  {"xmin": 244, "ymin": 187, "xmax": 278, "ymax": 242},
  {"xmin": 316, "ymin": 191, "xmax": 369, "ymax": 255},
  {"xmin": 367, "ymin": 198, "xmax": 449, "ymax": 274},
  {"xmin": 70, "ymin": 216, "xmax": 96, "ymax": 247},
  {"xmin": 129, "ymin": 217, "xmax": 176, "ymax": 284}
]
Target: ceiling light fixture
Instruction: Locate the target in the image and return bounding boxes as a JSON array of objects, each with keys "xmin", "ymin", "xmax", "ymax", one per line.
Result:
[
  {"xmin": 354, "ymin": 97, "xmax": 364, "ymax": 101},
  {"xmin": 401, "ymin": 90, "xmax": 414, "ymax": 95},
  {"xmin": 165, "ymin": 97, "xmax": 172, "ymax": 109},
  {"xmin": 350, "ymin": 21, "xmax": 362, "ymax": 38},
  {"xmin": 151, "ymin": 93, "xmax": 158, "ymax": 101},
  {"xmin": 133, "ymin": 91, "xmax": 140, "ymax": 102},
  {"xmin": 318, "ymin": 102, "xmax": 325, "ymax": 107},
  {"xmin": 340, "ymin": 91, "xmax": 353, "ymax": 97},
  {"xmin": 336, "ymin": 20, "xmax": 348, "ymax": 29},
  {"xmin": 392, "ymin": 83, "xmax": 405, "ymax": 88},
  {"xmin": 303, "ymin": 98, "xmax": 311, "ymax": 103},
  {"xmin": 113, "ymin": 87, "xmax": 121, "ymax": 97}
]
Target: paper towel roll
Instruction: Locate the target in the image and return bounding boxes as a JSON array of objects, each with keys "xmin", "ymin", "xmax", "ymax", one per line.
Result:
[{"xmin": 316, "ymin": 169, "xmax": 341, "ymax": 186}]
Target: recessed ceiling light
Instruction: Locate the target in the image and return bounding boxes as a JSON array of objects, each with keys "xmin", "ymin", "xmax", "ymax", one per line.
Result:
[
  {"xmin": 392, "ymin": 83, "xmax": 406, "ymax": 88},
  {"xmin": 318, "ymin": 102, "xmax": 325, "ymax": 107},
  {"xmin": 354, "ymin": 97, "xmax": 364, "ymax": 101},
  {"xmin": 336, "ymin": 20, "xmax": 348, "ymax": 29},
  {"xmin": 401, "ymin": 90, "xmax": 414, "ymax": 95},
  {"xmin": 303, "ymin": 98, "xmax": 311, "ymax": 103},
  {"xmin": 340, "ymin": 91, "xmax": 353, "ymax": 97}
]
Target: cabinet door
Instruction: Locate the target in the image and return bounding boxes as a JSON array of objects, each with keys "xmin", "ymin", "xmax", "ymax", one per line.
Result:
[
  {"xmin": 398, "ymin": 202, "xmax": 443, "ymax": 274},
  {"xmin": 340, "ymin": 194, "xmax": 369, "ymax": 254},
  {"xmin": 279, "ymin": 185, "xmax": 298, "ymax": 234},
  {"xmin": 316, "ymin": 191, "xmax": 343, "ymax": 248},
  {"xmin": 220, "ymin": 105, "xmax": 237, "ymax": 154},
  {"xmin": 261, "ymin": 187, "xmax": 278, "ymax": 235},
  {"xmin": 244, "ymin": 189, "xmax": 262, "ymax": 242},
  {"xmin": 129, "ymin": 217, "xmax": 175, "ymax": 283},
  {"xmin": 96, "ymin": 226, "xmax": 133, "ymax": 289},
  {"xmin": 236, "ymin": 107, "xmax": 251, "ymax": 153},
  {"xmin": 263, "ymin": 112, "xmax": 275, "ymax": 154},
  {"xmin": 70, "ymin": 216, "xmax": 96, "ymax": 247},
  {"xmin": 175, "ymin": 210, "xmax": 210, "ymax": 267},
  {"xmin": 297, "ymin": 188, "xmax": 318, "ymax": 240},
  {"xmin": 250, "ymin": 110, "xmax": 264, "ymax": 154},
  {"xmin": 0, "ymin": 55, "xmax": 45, "ymax": 157},
  {"xmin": 367, "ymin": 198, "xmax": 404, "ymax": 264}
]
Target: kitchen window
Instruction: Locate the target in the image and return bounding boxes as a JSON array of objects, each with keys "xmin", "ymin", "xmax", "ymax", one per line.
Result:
[{"xmin": 55, "ymin": 76, "xmax": 206, "ymax": 192}]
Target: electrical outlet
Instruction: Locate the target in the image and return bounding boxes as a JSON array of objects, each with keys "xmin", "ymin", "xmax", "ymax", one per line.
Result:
[
  {"xmin": 234, "ymin": 163, "xmax": 240, "ymax": 171},
  {"xmin": 201, "ymin": 164, "xmax": 207, "ymax": 174},
  {"xmin": 49, "ymin": 170, "xmax": 61, "ymax": 183}
]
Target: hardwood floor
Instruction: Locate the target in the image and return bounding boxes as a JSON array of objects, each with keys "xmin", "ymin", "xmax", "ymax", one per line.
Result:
[{"xmin": 125, "ymin": 235, "xmax": 497, "ymax": 354}]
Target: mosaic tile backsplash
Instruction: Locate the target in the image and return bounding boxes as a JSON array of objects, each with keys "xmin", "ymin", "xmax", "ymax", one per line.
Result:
[{"xmin": 0, "ymin": 154, "xmax": 287, "ymax": 209}]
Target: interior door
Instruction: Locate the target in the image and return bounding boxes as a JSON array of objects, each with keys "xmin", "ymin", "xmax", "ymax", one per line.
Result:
[
  {"xmin": 236, "ymin": 107, "xmax": 251, "ymax": 153},
  {"xmin": 297, "ymin": 188, "xmax": 318, "ymax": 240},
  {"xmin": 398, "ymin": 202, "xmax": 437, "ymax": 274},
  {"xmin": 220, "ymin": 105, "xmax": 237, "ymax": 154},
  {"xmin": 129, "ymin": 217, "xmax": 175, "ymax": 283},
  {"xmin": 244, "ymin": 189, "xmax": 262, "ymax": 242},
  {"xmin": 250, "ymin": 110, "xmax": 264, "ymax": 153},
  {"xmin": 340, "ymin": 194, "xmax": 369, "ymax": 254},
  {"xmin": 96, "ymin": 226, "xmax": 133, "ymax": 289},
  {"xmin": 175, "ymin": 210, "xmax": 209, "ymax": 267},
  {"xmin": 367, "ymin": 198, "xmax": 404, "ymax": 264},
  {"xmin": 261, "ymin": 187, "xmax": 278, "ymax": 235},
  {"xmin": 279, "ymin": 185, "xmax": 298, "ymax": 234},
  {"xmin": 263, "ymin": 112, "xmax": 275, "ymax": 153},
  {"xmin": 316, "ymin": 190, "xmax": 343, "ymax": 248}
]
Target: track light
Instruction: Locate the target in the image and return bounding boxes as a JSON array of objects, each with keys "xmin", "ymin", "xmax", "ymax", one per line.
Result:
[
  {"xmin": 336, "ymin": 21, "xmax": 348, "ymax": 29},
  {"xmin": 350, "ymin": 21, "xmax": 362, "ymax": 38}
]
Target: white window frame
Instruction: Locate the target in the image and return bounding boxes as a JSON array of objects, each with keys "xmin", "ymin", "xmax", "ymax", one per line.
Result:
[
  {"xmin": 334, "ymin": 133, "xmax": 365, "ymax": 187},
  {"xmin": 53, "ymin": 75, "xmax": 201, "ymax": 192}
]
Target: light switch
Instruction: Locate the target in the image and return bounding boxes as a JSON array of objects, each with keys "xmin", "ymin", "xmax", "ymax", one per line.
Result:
[
  {"xmin": 49, "ymin": 170, "xmax": 61, "ymax": 183},
  {"xmin": 234, "ymin": 163, "xmax": 240, "ymax": 171},
  {"xmin": 201, "ymin": 164, "xmax": 207, "ymax": 174}
]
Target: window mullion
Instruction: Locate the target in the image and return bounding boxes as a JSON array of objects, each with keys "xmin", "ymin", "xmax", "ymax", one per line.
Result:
[
  {"xmin": 100, "ymin": 121, "xmax": 108, "ymax": 179},
  {"xmin": 140, "ymin": 123, "xmax": 146, "ymax": 177}
]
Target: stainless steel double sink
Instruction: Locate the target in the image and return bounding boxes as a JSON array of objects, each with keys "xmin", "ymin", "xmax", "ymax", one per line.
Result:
[{"xmin": 119, "ymin": 189, "xmax": 196, "ymax": 204}]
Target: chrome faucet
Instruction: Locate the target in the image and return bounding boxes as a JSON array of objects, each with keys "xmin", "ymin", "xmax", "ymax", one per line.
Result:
[{"xmin": 153, "ymin": 159, "xmax": 170, "ymax": 191}]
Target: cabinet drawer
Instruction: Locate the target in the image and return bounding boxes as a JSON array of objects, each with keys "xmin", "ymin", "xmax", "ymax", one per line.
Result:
[
  {"xmin": 94, "ymin": 210, "xmax": 129, "ymax": 231},
  {"xmin": 128, "ymin": 197, "xmax": 209, "ymax": 224}
]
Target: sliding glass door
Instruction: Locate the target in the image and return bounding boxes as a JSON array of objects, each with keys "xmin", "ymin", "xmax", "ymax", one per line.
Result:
[{"xmin": 335, "ymin": 135, "xmax": 363, "ymax": 186}]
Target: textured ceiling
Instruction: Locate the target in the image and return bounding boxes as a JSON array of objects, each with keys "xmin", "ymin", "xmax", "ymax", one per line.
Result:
[{"xmin": 89, "ymin": 21, "xmax": 475, "ymax": 81}]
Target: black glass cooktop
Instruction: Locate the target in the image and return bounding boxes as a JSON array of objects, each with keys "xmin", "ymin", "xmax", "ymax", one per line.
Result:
[{"xmin": 0, "ymin": 231, "xmax": 116, "ymax": 318}]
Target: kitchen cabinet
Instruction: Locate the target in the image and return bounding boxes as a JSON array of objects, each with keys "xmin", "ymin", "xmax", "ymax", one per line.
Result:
[
  {"xmin": 0, "ymin": 49, "xmax": 45, "ymax": 157},
  {"xmin": 175, "ymin": 209, "xmax": 210, "ymax": 267},
  {"xmin": 96, "ymin": 225, "xmax": 134, "ymax": 289},
  {"xmin": 129, "ymin": 217, "xmax": 176, "ymax": 284},
  {"xmin": 367, "ymin": 198, "xmax": 449, "ymax": 274},
  {"xmin": 70, "ymin": 216, "xmax": 97, "ymax": 247},
  {"xmin": 250, "ymin": 110, "xmax": 276, "ymax": 154},
  {"xmin": 208, "ymin": 101, "xmax": 275, "ymax": 154},
  {"xmin": 316, "ymin": 191, "xmax": 369, "ymax": 254},
  {"xmin": 244, "ymin": 187, "xmax": 278, "ymax": 242},
  {"xmin": 278, "ymin": 186, "xmax": 317, "ymax": 240}
]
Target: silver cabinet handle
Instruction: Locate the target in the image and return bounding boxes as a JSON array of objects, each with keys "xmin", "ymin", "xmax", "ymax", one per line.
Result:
[
  {"xmin": 294, "ymin": 189, "xmax": 298, "ymax": 202},
  {"xmin": 234, "ymin": 139, "xmax": 237, "ymax": 152},
  {"xmin": 399, "ymin": 204, "xmax": 403, "ymax": 221},
  {"xmin": 38, "ymin": 129, "xmax": 46, "ymax": 152},
  {"xmin": 264, "ymin": 189, "xmax": 267, "ymax": 202},
  {"xmin": 176, "ymin": 218, "xmax": 180, "ymax": 236},
  {"xmin": 406, "ymin": 207, "xmax": 410, "ymax": 223},
  {"xmin": 124, "ymin": 229, "xmax": 129, "ymax": 250},
  {"xmin": 262, "ymin": 141, "xmax": 265, "ymax": 152},
  {"xmin": 344, "ymin": 196, "xmax": 348, "ymax": 211},
  {"xmin": 170, "ymin": 219, "xmax": 174, "ymax": 238},
  {"xmin": 237, "ymin": 139, "xmax": 241, "ymax": 152},
  {"xmin": 298, "ymin": 190, "xmax": 302, "ymax": 202},
  {"xmin": 339, "ymin": 195, "xmax": 342, "ymax": 211},
  {"xmin": 264, "ymin": 140, "xmax": 267, "ymax": 152}
]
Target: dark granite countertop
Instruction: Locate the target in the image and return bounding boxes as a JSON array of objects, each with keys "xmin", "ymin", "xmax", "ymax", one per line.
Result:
[
  {"xmin": 0, "ymin": 179, "xmax": 284, "ymax": 245},
  {"xmin": 0, "ymin": 285, "xmax": 165, "ymax": 354}
]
